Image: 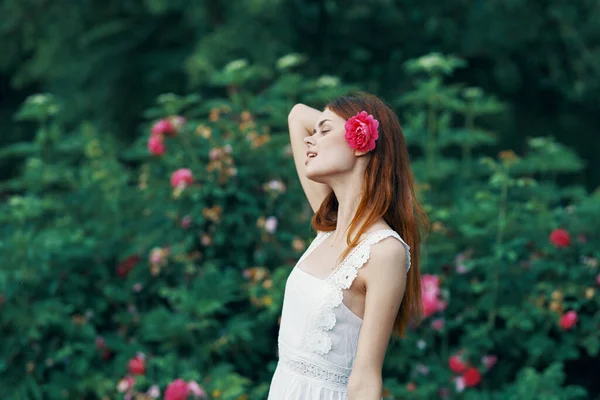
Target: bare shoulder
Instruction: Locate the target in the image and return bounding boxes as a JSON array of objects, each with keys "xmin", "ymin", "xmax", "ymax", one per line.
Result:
[{"xmin": 360, "ymin": 235, "xmax": 408, "ymax": 287}]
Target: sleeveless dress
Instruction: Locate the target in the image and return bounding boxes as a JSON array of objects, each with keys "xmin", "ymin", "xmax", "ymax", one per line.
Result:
[{"xmin": 267, "ymin": 229, "xmax": 411, "ymax": 399}]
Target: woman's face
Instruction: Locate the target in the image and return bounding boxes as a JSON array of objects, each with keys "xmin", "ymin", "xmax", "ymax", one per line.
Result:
[{"xmin": 304, "ymin": 108, "xmax": 366, "ymax": 183}]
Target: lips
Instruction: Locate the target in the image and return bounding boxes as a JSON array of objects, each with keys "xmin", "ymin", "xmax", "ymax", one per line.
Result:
[{"xmin": 305, "ymin": 151, "xmax": 317, "ymax": 165}]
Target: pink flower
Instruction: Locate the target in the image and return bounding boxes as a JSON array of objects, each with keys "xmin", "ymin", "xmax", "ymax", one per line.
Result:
[
  {"xmin": 344, "ymin": 111, "xmax": 379, "ymax": 152},
  {"xmin": 209, "ymin": 148, "xmax": 223, "ymax": 160},
  {"xmin": 265, "ymin": 216, "xmax": 278, "ymax": 234},
  {"xmin": 482, "ymin": 355, "xmax": 497, "ymax": 370},
  {"xmin": 149, "ymin": 247, "xmax": 168, "ymax": 266},
  {"xmin": 95, "ymin": 336, "xmax": 105, "ymax": 349},
  {"xmin": 148, "ymin": 135, "xmax": 165, "ymax": 156},
  {"xmin": 117, "ymin": 376, "xmax": 136, "ymax": 393},
  {"xmin": 421, "ymin": 274, "xmax": 447, "ymax": 318},
  {"xmin": 171, "ymin": 168, "xmax": 194, "ymax": 188},
  {"xmin": 455, "ymin": 253, "xmax": 468, "ymax": 274},
  {"xmin": 151, "ymin": 119, "xmax": 175, "ymax": 137},
  {"xmin": 180, "ymin": 215, "xmax": 192, "ymax": 229},
  {"xmin": 431, "ymin": 318, "xmax": 445, "ymax": 331},
  {"xmin": 449, "ymin": 354, "xmax": 468, "ymax": 373},
  {"xmin": 550, "ymin": 228, "xmax": 571, "ymax": 248},
  {"xmin": 164, "ymin": 379, "xmax": 190, "ymax": 400},
  {"xmin": 188, "ymin": 380, "xmax": 207, "ymax": 398},
  {"xmin": 559, "ymin": 310, "xmax": 578, "ymax": 330},
  {"xmin": 596, "ymin": 274, "xmax": 600, "ymax": 287}
]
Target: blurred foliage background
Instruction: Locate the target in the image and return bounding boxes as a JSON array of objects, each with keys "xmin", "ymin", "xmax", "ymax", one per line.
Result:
[
  {"xmin": 1, "ymin": 0, "xmax": 599, "ymax": 186},
  {"xmin": 1, "ymin": 1, "xmax": 599, "ymax": 399}
]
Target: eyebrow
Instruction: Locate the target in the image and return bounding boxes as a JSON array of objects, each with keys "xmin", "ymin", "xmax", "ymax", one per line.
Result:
[{"xmin": 312, "ymin": 119, "xmax": 331, "ymax": 134}]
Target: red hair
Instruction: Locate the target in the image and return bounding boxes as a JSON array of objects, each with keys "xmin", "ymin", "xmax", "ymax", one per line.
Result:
[{"xmin": 312, "ymin": 92, "xmax": 429, "ymax": 338}]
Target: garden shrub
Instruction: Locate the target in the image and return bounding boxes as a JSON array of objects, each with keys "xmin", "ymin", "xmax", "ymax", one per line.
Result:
[{"xmin": 1, "ymin": 54, "xmax": 598, "ymax": 399}]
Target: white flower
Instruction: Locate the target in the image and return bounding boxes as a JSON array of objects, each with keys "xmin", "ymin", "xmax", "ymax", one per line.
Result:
[
  {"xmin": 265, "ymin": 216, "xmax": 278, "ymax": 234},
  {"xmin": 454, "ymin": 376, "xmax": 465, "ymax": 392},
  {"xmin": 147, "ymin": 384, "xmax": 161, "ymax": 398}
]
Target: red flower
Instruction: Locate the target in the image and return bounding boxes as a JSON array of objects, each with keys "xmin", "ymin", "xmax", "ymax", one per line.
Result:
[
  {"xmin": 165, "ymin": 379, "xmax": 190, "ymax": 400},
  {"xmin": 102, "ymin": 349, "xmax": 113, "ymax": 361},
  {"xmin": 550, "ymin": 228, "xmax": 571, "ymax": 248},
  {"xmin": 128, "ymin": 356, "xmax": 145, "ymax": 375},
  {"xmin": 462, "ymin": 367, "xmax": 481, "ymax": 387},
  {"xmin": 117, "ymin": 255, "xmax": 140, "ymax": 277},
  {"xmin": 170, "ymin": 168, "xmax": 194, "ymax": 188},
  {"xmin": 344, "ymin": 111, "xmax": 379, "ymax": 153},
  {"xmin": 559, "ymin": 310, "xmax": 578, "ymax": 330},
  {"xmin": 406, "ymin": 382, "xmax": 416, "ymax": 392},
  {"xmin": 151, "ymin": 119, "xmax": 176, "ymax": 137},
  {"xmin": 449, "ymin": 354, "xmax": 468, "ymax": 373},
  {"xmin": 148, "ymin": 135, "xmax": 166, "ymax": 156}
]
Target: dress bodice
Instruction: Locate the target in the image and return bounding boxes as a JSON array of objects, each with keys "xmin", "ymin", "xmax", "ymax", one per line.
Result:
[{"xmin": 275, "ymin": 229, "xmax": 411, "ymax": 391}]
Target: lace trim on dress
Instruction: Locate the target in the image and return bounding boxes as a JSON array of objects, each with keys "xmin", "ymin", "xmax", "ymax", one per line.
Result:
[
  {"xmin": 278, "ymin": 340, "xmax": 350, "ymax": 389},
  {"xmin": 303, "ymin": 229, "xmax": 411, "ymax": 355}
]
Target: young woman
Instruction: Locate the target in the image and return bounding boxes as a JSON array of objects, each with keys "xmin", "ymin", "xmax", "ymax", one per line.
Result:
[{"xmin": 267, "ymin": 93, "xmax": 428, "ymax": 400}]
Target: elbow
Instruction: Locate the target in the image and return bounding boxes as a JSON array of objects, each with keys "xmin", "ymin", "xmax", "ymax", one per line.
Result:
[{"xmin": 288, "ymin": 103, "xmax": 307, "ymax": 122}]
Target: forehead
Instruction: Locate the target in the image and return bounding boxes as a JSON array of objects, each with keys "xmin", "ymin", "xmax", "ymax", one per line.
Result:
[{"xmin": 317, "ymin": 108, "xmax": 345, "ymax": 126}]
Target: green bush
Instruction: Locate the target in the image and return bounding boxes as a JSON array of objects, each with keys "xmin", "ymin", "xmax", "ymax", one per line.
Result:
[{"xmin": 1, "ymin": 54, "xmax": 598, "ymax": 399}]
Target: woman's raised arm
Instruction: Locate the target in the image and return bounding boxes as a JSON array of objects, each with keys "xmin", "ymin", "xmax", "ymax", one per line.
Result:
[{"xmin": 287, "ymin": 104, "xmax": 332, "ymax": 213}]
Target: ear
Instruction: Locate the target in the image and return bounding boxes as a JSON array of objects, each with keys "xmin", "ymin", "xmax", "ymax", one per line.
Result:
[{"xmin": 354, "ymin": 149, "xmax": 371, "ymax": 157}]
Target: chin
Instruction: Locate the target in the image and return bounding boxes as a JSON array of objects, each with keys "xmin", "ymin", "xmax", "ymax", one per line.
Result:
[{"xmin": 305, "ymin": 168, "xmax": 328, "ymax": 184}]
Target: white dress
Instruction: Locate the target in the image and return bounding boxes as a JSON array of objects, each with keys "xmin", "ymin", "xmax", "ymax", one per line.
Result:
[{"xmin": 267, "ymin": 229, "xmax": 411, "ymax": 399}]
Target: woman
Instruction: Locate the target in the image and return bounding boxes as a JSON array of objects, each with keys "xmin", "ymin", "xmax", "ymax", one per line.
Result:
[{"xmin": 267, "ymin": 93, "xmax": 428, "ymax": 400}]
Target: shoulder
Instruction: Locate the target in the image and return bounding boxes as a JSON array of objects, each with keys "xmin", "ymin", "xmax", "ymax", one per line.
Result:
[{"xmin": 361, "ymin": 232, "xmax": 409, "ymax": 286}]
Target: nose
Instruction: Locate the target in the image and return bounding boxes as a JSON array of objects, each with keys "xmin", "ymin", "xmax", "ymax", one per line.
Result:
[{"xmin": 304, "ymin": 135, "xmax": 315, "ymax": 147}]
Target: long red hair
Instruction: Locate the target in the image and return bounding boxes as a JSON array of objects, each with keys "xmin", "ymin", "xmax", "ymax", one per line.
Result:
[{"xmin": 311, "ymin": 92, "xmax": 429, "ymax": 338}]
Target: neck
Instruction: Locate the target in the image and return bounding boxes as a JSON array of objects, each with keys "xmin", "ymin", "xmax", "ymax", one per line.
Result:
[{"xmin": 328, "ymin": 186, "xmax": 366, "ymax": 245}]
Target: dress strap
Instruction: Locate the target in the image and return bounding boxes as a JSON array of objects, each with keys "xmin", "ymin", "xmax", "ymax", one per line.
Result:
[{"xmin": 326, "ymin": 229, "xmax": 411, "ymax": 290}]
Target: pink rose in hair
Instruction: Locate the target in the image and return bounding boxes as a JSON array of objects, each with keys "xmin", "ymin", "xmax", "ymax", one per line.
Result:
[{"xmin": 344, "ymin": 111, "xmax": 379, "ymax": 152}]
